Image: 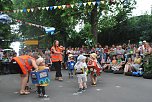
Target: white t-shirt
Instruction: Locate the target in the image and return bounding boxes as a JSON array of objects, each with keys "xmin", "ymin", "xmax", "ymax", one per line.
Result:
[{"xmin": 74, "ymin": 61, "xmax": 87, "ymax": 76}]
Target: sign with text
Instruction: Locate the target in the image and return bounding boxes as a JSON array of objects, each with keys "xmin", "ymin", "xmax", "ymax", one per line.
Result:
[{"xmin": 24, "ymin": 40, "xmax": 38, "ymax": 45}]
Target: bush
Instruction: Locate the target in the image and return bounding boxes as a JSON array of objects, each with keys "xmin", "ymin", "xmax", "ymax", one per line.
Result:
[
  {"xmin": 143, "ymin": 55, "xmax": 152, "ymax": 79},
  {"xmin": 143, "ymin": 55, "xmax": 152, "ymax": 72}
]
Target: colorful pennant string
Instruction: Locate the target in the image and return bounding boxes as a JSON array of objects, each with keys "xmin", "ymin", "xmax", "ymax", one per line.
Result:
[{"xmin": 0, "ymin": 1, "xmax": 107, "ymax": 13}]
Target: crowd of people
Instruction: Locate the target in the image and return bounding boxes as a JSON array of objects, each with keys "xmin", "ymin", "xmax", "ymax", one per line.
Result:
[
  {"xmin": 66, "ymin": 41, "xmax": 152, "ymax": 73},
  {"xmin": 0, "ymin": 40, "xmax": 152, "ymax": 98}
]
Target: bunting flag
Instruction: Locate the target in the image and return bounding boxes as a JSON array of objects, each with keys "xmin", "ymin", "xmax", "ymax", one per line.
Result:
[
  {"xmin": 83, "ymin": 3, "xmax": 87, "ymax": 7},
  {"xmin": 79, "ymin": 3, "xmax": 83, "ymax": 7},
  {"xmin": 42, "ymin": 7, "xmax": 46, "ymax": 10},
  {"xmin": 38, "ymin": 7, "xmax": 41, "ymax": 10},
  {"xmin": 66, "ymin": 4, "xmax": 71, "ymax": 8},
  {"xmin": 50, "ymin": 6, "xmax": 53, "ymax": 10},
  {"xmin": 97, "ymin": 1, "xmax": 100, "ymax": 5},
  {"xmin": 23, "ymin": 8, "xmax": 27, "ymax": 12},
  {"xmin": 27, "ymin": 9, "xmax": 30, "ymax": 12},
  {"xmin": 92, "ymin": 2, "xmax": 96, "ymax": 6},
  {"xmin": 13, "ymin": 10, "xmax": 16, "ymax": 13},
  {"xmin": 62, "ymin": 5, "xmax": 66, "ymax": 9},
  {"xmin": 88, "ymin": 2, "xmax": 92, "ymax": 6},
  {"xmin": 75, "ymin": 3, "xmax": 79, "ymax": 7},
  {"xmin": 46, "ymin": 7, "xmax": 49, "ymax": 10},
  {"xmin": 1, "ymin": 1, "xmax": 111, "ymax": 13},
  {"xmin": 101, "ymin": 1, "xmax": 105, "ymax": 4},
  {"xmin": 71, "ymin": 4, "xmax": 74, "ymax": 8},
  {"xmin": 31, "ymin": 8, "xmax": 34, "ymax": 12},
  {"xmin": 54, "ymin": 6, "xmax": 57, "ymax": 9},
  {"xmin": 58, "ymin": 6, "xmax": 62, "ymax": 9},
  {"xmin": 20, "ymin": 9, "xmax": 23, "ymax": 13},
  {"xmin": 17, "ymin": 9, "xmax": 20, "ymax": 13}
]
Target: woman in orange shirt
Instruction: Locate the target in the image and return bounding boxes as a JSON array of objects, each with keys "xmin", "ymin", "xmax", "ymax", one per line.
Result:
[
  {"xmin": 51, "ymin": 40, "xmax": 65, "ymax": 81},
  {"xmin": 12, "ymin": 53, "xmax": 38, "ymax": 95}
]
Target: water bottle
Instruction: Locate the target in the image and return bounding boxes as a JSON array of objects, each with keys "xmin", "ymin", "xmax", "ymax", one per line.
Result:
[{"xmin": 139, "ymin": 68, "xmax": 143, "ymax": 76}]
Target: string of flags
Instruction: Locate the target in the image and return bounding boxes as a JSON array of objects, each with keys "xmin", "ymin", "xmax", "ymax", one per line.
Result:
[
  {"xmin": 15, "ymin": 19, "xmax": 49, "ymax": 33},
  {"xmin": 0, "ymin": 1, "xmax": 106, "ymax": 13},
  {"xmin": 14, "ymin": 19, "xmax": 56, "ymax": 35},
  {"xmin": 15, "ymin": 19, "xmax": 45, "ymax": 29}
]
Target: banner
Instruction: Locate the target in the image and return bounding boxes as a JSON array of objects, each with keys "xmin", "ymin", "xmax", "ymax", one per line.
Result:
[{"xmin": 24, "ymin": 40, "xmax": 38, "ymax": 45}]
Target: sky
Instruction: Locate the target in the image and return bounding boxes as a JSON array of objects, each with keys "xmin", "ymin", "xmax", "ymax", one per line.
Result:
[{"xmin": 132, "ymin": 0, "xmax": 152, "ymax": 16}]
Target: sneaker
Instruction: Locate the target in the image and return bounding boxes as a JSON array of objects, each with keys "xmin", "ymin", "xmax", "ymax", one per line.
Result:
[
  {"xmin": 82, "ymin": 87, "xmax": 86, "ymax": 92},
  {"xmin": 38, "ymin": 94, "xmax": 43, "ymax": 98},
  {"xmin": 43, "ymin": 94, "xmax": 49, "ymax": 98},
  {"xmin": 58, "ymin": 77, "xmax": 63, "ymax": 81},
  {"xmin": 77, "ymin": 88, "xmax": 82, "ymax": 93},
  {"xmin": 91, "ymin": 83, "xmax": 96, "ymax": 86}
]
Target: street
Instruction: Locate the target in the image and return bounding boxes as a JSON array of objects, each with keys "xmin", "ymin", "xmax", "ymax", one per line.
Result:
[{"xmin": 0, "ymin": 70, "xmax": 152, "ymax": 102}]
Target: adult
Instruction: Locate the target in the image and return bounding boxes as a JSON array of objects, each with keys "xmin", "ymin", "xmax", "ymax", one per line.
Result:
[
  {"xmin": 51, "ymin": 40, "xmax": 65, "ymax": 81},
  {"xmin": 132, "ymin": 53, "xmax": 142, "ymax": 71},
  {"xmin": 145, "ymin": 43, "xmax": 152, "ymax": 55},
  {"xmin": 12, "ymin": 53, "xmax": 38, "ymax": 95},
  {"xmin": 45, "ymin": 48, "xmax": 51, "ymax": 66},
  {"xmin": 124, "ymin": 58, "xmax": 133, "ymax": 73}
]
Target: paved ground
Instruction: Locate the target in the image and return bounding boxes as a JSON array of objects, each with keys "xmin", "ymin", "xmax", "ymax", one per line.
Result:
[{"xmin": 0, "ymin": 70, "xmax": 152, "ymax": 102}]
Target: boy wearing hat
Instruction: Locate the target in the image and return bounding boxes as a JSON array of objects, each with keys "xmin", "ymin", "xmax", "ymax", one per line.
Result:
[
  {"xmin": 67, "ymin": 54, "xmax": 75, "ymax": 78},
  {"xmin": 74, "ymin": 55, "xmax": 87, "ymax": 93},
  {"xmin": 36, "ymin": 57, "xmax": 50, "ymax": 98}
]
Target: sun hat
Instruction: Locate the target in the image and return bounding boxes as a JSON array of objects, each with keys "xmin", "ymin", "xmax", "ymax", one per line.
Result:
[
  {"xmin": 90, "ymin": 53, "xmax": 97, "ymax": 59},
  {"xmin": 143, "ymin": 40, "xmax": 146, "ymax": 43},
  {"xmin": 36, "ymin": 57, "xmax": 44, "ymax": 65},
  {"xmin": 77, "ymin": 55, "xmax": 86, "ymax": 61}
]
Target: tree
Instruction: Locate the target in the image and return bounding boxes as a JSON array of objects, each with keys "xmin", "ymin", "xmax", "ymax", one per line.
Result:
[
  {"xmin": 0, "ymin": 0, "xmax": 13, "ymax": 48},
  {"xmin": 11, "ymin": 0, "xmax": 137, "ymax": 48}
]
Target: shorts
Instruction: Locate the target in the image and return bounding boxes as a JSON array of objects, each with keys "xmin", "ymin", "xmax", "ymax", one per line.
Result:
[
  {"xmin": 77, "ymin": 74, "xmax": 87, "ymax": 83},
  {"xmin": 11, "ymin": 59, "xmax": 23, "ymax": 74}
]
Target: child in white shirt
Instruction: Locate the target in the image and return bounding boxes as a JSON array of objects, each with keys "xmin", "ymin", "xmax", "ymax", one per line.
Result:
[{"xmin": 74, "ymin": 55, "xmax": 87, "ymax": 93}]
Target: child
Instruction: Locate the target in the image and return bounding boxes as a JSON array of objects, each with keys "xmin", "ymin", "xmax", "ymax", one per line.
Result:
[
  {"xmin": 111, "ymin": 55, "xmax": 118, "ymax": 71},
  {"xmin": 36, "ymin": 57, "xmax": 50, "ymax": 98},
  {"xmin": 74, "ymin": 55, "xmax": 87, "ymax": 93},
  {"xmin": 87, "ymin": 53, "xmax": 101, "ymax": 86},
  {"xmin": 103, "ymin": 56, "xmax": 111, "ymax": 70},
  {"xmin": 67, "ymin": 54, "xmax": 75, "ymax": 78}
]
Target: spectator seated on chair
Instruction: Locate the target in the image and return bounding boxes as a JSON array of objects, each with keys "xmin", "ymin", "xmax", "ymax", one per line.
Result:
[
  {"xmin": 111, "ymin": 56, "xmax": 118, "ymax": 71},
  {"xmin": 124, "ymin": 58, "xmax": 133, "ymax": 73},
  {"xmin": 132, "ymin": 53, "xmax": 142, "ymax": 71},
  {"xmin": 103, "ymin": 56, "xmax": 112, "ymax": 70}
]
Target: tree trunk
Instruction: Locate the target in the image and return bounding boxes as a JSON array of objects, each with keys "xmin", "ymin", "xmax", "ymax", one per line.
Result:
[{"xmin": 91, "ymin": 5, "xmax": 98, "ymax": 44}]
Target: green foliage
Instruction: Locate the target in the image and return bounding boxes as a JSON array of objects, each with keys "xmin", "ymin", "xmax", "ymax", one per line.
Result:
[
  {"xmin": 127, "ymin": 15, "xmax": 152, "ymax": 42},
  {"xmin": 144, "ymin": 55, "xmax": 152, "ymax": 72},
  {"xmin": 0, "ymin": 0, "xmax": 13, "ymax": 48},
  {"xmin": 10, "ymin": 0, "xmax": 137, "ymax": 47}
]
